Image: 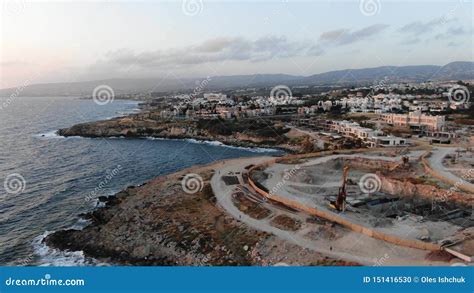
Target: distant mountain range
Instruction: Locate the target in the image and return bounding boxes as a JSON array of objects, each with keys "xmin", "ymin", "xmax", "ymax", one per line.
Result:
[{"xmin": 1, "ymin": 61, "xmax": 473, "ymax": 97}]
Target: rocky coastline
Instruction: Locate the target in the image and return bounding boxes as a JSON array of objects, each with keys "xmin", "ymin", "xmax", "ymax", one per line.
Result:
[
  {"xmin": 44, "ymin": 160, "xmax": 355, "ymax": 266},
  {"xmin": 56, "ymin": 111, "xmax": 305, "ymax": 153}
]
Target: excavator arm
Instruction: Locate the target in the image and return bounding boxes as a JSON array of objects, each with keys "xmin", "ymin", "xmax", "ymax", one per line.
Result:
[{"xmin": 330, "ymin": 166, "xmax": 349, "ymax": 212}]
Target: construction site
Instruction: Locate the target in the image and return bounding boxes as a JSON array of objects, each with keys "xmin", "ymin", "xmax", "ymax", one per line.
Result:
[{"xmin": 211, "ymin": 146, "xmax": 474, "ymax": 265}]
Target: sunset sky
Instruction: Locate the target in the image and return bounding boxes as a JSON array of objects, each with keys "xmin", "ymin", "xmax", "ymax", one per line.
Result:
[{"xmin": 1, "ymin": 0, "xmax": 472, "ymax": 88}]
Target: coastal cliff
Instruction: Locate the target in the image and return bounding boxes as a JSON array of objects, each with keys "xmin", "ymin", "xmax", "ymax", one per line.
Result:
[{"xmin": 57, "ymin": 115, "xmax": 299, "ymax": 152}]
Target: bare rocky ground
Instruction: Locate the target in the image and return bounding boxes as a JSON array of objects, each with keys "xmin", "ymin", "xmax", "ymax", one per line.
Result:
[{"xmin": 45, "ymin": 161, "xmax": 357, "ymax": 266}]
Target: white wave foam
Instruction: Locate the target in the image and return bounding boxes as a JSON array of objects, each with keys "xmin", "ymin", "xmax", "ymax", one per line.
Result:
[
  {"xmin": 70, "ymin": 218, "xmax": 92, "ymax": 230},
  {"xmin": 34, "ymin": 130, "xmax": 65, "ymax": 139},
  {"xmin": 35, "ymin": 132, "xmax": 280, "ymax": 153},
  {"xmin": 123, "ymin": 101, "xmax": 141, "ymax": 106},
  {"xmin": 184, "ymin": 138, "xmax": 281, "ymax": 153},
  {"xmin": 146, "ymin": 137, "xmax": 280, "ymax": 153},
  {"xmin": 115, "ymin": 108, "xmax": 141, "ymax": 117},
  {"xmin": 34, "ymin": 131, "xmax": 91, "ymax": 140},
  {"xmin": 33, "ymin": 217, "xmax": 112, "ymax": 266},
  {"xmin": 32, "ymin": 216, "xmax": 109, "ymax": 266},
  {"xmin": 32, "ymin": 231, "xmax": 93, "ymax": 266}
]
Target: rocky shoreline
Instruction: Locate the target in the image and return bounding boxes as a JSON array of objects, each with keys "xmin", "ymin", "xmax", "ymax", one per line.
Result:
[
  {"xmin": 45, "ymin": 164, "xmax": 264, "ymax": 265},
  {"xmin": 44, "ymin": 160, "xmax": 355, "ymax": 266},
  {"xmin": 56, "ymin": 112, "xmax": 304, "ymax": 153}
]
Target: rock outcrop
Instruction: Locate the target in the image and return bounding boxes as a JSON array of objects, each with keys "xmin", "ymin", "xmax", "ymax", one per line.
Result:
[
  {"xmin": 380, "ymin": 175, "xmax": 474, "ymax": 206},
  {"xmin": 57, "ymin": 116, "xmax": 296, "ymax": 152}
]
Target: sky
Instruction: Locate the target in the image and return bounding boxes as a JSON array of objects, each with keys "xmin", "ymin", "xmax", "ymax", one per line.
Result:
[{"xmin": 0, "ymin": 0, "xmax": 473, "ymax": 88}]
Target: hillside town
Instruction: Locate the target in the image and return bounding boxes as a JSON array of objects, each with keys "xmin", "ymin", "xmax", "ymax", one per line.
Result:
[{"xmin": 140, "ymin": 79, "xmax": 473, "ymax": 150}]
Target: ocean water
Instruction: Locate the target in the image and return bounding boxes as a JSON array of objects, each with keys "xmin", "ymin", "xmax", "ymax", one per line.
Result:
[{"xmin": 0, "ymin": 96, "xmax": 282, "ymax": 266}]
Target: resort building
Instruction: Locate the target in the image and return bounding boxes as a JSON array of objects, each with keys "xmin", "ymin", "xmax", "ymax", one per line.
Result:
[
  {"xmin": 382, "ymin": 111, "xmax": 445, "ymax": 131},
  {"xmin": 328, "ymin": 120, "xmax": 406, "ymax": 147}
]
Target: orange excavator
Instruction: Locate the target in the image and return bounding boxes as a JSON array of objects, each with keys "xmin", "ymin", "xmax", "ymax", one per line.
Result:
[{"xmin": 330, "ymin": 166, "xmax": 350, "ymax": 212}]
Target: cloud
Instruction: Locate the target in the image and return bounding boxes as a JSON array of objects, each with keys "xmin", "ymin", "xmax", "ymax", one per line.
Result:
[
  {"xmin": 82, "ymin": 26, "xmax": 389, "ymax": 78},
  {"xmin": 398, "ymin": 18, "xmax": 455, "ymax": 36},
  {"xmin": 397, "ymin": 18, "xmax": 472, "ymax": 46},
  {"xmin": 319, "ymin": 24, "xmax": 389, "ymax": 46},
  {"xmin": 433, "ymin": 26, "xmax": 473, "ymax": 41},
  {"xmin": 91, "ymin": 35, "xmax": 324, "ymax": 72},
  {"xmin": 447, "ymin": 26, "xmax": 473, "ymax": 36},
  {"xmin": 319, "ymin": 29, "xmax": 349, "ymax": 42},
  {"xmin": 195, "ymin": 37, "xmax": 236, "ymax": 53}
]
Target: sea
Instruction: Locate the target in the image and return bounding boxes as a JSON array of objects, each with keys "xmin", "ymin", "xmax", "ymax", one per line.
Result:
[{"xmin": 0, "ymin": 96, "xmax": 282, "ymax": 266}]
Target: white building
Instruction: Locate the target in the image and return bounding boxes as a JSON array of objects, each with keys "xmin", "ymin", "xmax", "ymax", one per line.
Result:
[
  {"xmin": 370, "ymin": 136, "xmax": 407, "ymax": 147},
  {"xmin": 204, "ymin": 93, "xmax": 227, "ymax": 102},
  {"xmin": 329, "ymin": 120, "xmax": 406, "ymax": 147}
]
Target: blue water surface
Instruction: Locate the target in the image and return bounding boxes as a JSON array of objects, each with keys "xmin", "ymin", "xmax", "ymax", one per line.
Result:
[{"xmin": 0, "ymin": 96, "xmax": 281, "ymax": 265}]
